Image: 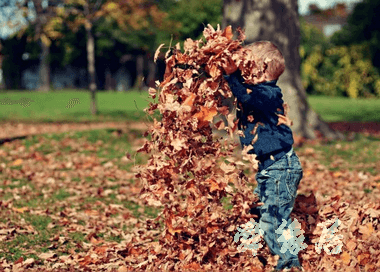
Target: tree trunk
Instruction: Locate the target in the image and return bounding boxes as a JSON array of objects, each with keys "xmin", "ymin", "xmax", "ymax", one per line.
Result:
[
  {"xmin": 223, "ymin": 0, "xmax": 343, "ymax": 140},
  {"xmin": 0, "ymin": 57, "xmax": 4, "ymax": 90},
  {"xmin": 105, "ymin": 66, "xmax": 113, "ymax": 91},
  {"xmin": 32, "ymin": 0, "xmax": 50, "ymax": 92},
  {"xmin": 86, "ymin": 25, "xmax": 97, "ymax": 115},
  {"xmin": 147, "ymin": 58, "xmax": 156, "ymax": 88},
  {"xmin": 135, "ymin": 54, "xmax": 145, "ymax": 90},
  {"xmin": 38, "ymin": 40, "xmax": 50, "ymax": 92}
]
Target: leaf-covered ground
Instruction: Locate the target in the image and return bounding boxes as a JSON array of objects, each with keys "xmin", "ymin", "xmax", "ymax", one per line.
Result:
[{"xmin": 0, "ymin": 122, "xmax": 379, "ymax": 271}]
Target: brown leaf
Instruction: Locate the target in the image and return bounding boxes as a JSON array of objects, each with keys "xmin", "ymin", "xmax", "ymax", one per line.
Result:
[
  {"xmin": 247, "ymin": 115, "xmax": 254, "ymax": 122},
  {"xmin": 154, "ymin": 43, "xmax": 165, "ymax": 63},
  {"xmin": 183, "ymin": 262, "xmax": 201, "ymax": 270},
  {"xmin": 276, "ymin": 113, "xmax": 293, "ymax": 127},
  {"xmin": 148, "ymin": 87, "xmax": 157, "ymax": 99},
  {"xmin": 12, "ymin": 207, "xmax": 29, "ymax": 213},
  {"xmin": 194, "ymin": 106, "xmax": 218, "ymax": 125},
  {"xmin": 183, "ymin": 93, "xmax": 196, "ymax": 107},
  {"xmin": 340, "ymin": 251, "xmax": 351, "ymax": 265},
  {"xmin": 222, "ymin": 25, "xmax": 233, "ymax": 40},
  {"xmin": 11, "ymin": 158, "xmax": 23, "ymax": 166},
  {"xmin": 38, "ymin": 252, "xmax": 57, "ymax": 260}
]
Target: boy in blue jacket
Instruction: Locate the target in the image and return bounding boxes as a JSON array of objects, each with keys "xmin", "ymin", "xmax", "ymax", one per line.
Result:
[{"xmin": 224, "ymin": 41, "xmax": 303, "ymax": 271}]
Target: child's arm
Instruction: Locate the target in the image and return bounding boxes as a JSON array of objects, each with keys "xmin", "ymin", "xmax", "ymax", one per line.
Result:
[{"xmin": 224, "ymin": 72, "xmax": 277, "ymax": 111}]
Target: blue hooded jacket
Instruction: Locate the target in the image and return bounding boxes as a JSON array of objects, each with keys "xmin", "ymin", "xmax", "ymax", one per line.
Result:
[{"xmin": 224, "ymin": 71, "xmax": 294, "ymax": 171}]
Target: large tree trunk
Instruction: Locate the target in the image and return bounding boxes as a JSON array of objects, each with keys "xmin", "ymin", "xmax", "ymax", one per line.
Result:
[
  {"xmin": 38, "ymin": 40, "xmax": 50, "ymax": 92},
  {"xmin": 86, "ymin": 24, "xmax": 97, "ymax": 115},
  {"xmin": 223, "ymin": 0, "xmax": 343, "ymax": 140},
  {"xmin": 32, "ymin": 0, "xmax": 51, "ymax": 92}
]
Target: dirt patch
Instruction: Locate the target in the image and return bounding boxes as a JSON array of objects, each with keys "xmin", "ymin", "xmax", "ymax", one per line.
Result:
[
  {"xmin": 328, "ymin": 121, "xmax": 380, "ymax": 137},
  {"xmin": 0, "ymin": 121, "xmax": 379, "ymax": 143},
  {"xmin": 0, "ymin": 121, "xmax": 150, "ymax": 141}
]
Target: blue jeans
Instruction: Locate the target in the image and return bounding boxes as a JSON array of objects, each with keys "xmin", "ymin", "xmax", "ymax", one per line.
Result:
[{"xmin": 254, "ymin": 148, "xmax": 303, "ymax": 270}]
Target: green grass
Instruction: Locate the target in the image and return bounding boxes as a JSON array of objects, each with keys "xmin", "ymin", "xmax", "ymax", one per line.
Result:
[
  {"xmin": 0, "ymin": 89, "xmax": 153, "ymax": 123},
  {"xmin": 307, "ymin": 95, "xmax": 380, "ymax": 122},
  {"xmin": 297, "ymin": 133, "xmax": 380, "ymax": 174},
  {"xmin": 0, "ymin": 90, "xmax": 379, "ymax": 123}
]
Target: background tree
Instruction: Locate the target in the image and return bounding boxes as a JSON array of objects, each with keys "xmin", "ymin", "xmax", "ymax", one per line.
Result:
[
  {"xmin": 223, "ymin": 0, "xmax": 343, "ymax": 140},
  {"xmin": 166, "ymin": 0, "xmax": 222, "ymax": 41},
  {"xmin": 54, "ymin": 0, "xmax": 174, "ymax": 114},
  {"xmin": 54, "ymin": 0, "xmax": 107, "ymax": 115},
  {"xmin": 331, "ymin": 0, "xmax": 380, "ymax": 70},
  {"xmin": 0, "ymin": 0, "xmax": 62, "ymax": 92},
  {"xmin": 98, "ymin": 0, "xmax": 178, "ymax": 89}
]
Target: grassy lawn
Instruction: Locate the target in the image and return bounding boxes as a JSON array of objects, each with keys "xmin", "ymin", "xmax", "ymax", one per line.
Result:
[
  {"xmin": 0, "ymin": 90, "xmax": 379, "ymax": 123},
  {"xmin": 0, "ymin": 124, "xmax": 379, "ymax": 263},
  {"xmin": 0, "ymin": 127, "xmax": 156, "ymax": 262},
  {"xmin": 0, "ymin": 89, "xmax": 153, "ymax": 123},
  {"xmin": 307, "ymin": 95, "xmax": 380, "ymax": 122}
]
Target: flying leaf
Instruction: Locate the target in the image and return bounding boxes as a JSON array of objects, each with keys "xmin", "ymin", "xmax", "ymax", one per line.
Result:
[
  {"xmin": 11, "ymin": 159, "xmax": 23, "ymax": 166},
  {"xmin": 194, "ymin": 106, "xmax": 218, "ymax": 123}
]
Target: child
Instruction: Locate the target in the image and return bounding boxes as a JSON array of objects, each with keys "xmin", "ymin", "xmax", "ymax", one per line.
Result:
[{"xmin": 224, "ymin": 41, "xmax": 304, "ymax": 271}]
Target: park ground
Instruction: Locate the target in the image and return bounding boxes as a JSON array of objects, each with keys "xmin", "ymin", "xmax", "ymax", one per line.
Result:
[{"xmin": 0, "ymin": 91, "xmax": 379, "ymax": 271}]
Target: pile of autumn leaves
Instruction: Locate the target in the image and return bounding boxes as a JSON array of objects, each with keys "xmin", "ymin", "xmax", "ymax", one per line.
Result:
[{"xmin": 135, "ymin": 25, "xmax": 267, "ymax": 270}]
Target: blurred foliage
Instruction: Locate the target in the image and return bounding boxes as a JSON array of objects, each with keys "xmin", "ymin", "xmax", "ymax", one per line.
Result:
[
  {"xmin": 330, "ymin": 0, "xmax": 380, "ymax": 70},
  {"xmin": 300, "ymin": 19, "xmax": 380, "ymax": 98},
  {"xmin": 165, "ymin": 0, "xmax": 222, "ymax": 42}
]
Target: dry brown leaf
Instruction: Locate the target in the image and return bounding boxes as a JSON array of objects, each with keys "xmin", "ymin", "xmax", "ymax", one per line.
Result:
[
  {"xmin": 340, "ymin": 251, "xmax": 351, "ymax": 265},
  {"xmin": 154, "ymin": 43, "xmax": 165, "ymax": 63}
]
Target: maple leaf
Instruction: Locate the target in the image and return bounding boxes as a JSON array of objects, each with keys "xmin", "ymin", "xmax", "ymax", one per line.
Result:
[
  {"xmin": 222, "ymin": 25, "xmax": 233, "ymax": 40},
  {"xmin": 222, "ymin": 55, "xmax": 238, "ymax": 75},
  {"xmin": 193, "ymin": 106, "xmax": 218, "ymax": 128},
  {"xmin": 171, "ymin": 137, "xmax": 186, "ymax": 151},
  {"xmin": 182, "ymin": 93, "xmax": 196, "ymax": 108}
]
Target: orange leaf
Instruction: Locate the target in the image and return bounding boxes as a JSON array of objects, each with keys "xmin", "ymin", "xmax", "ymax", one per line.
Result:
[
  {"xmin": 194, "ymin": 106, "xmax": 217, "ymax": 123},
  {"xmin": 94, "ymin": 245, "xmax": 109, "ymax": 255},
  {"xmin": 84, "ymin": 210, "xmax": 99, "ymax": 216},
  {"xmin": 207, "ymin": 178, "xmax": 222, "ymax": 192},
  {"xmin": 222, "ymin": 56, "xmax": 238, "ymax": 75},
  {"xmin": 276, "ymin": 114, "xmax": 293, "ymax": 127},
  {"xmin": 183, "ymin": 262, "xmax": 200, "ymax": 271},
  {"xmin": 340, "ymin": 251, "xmax": 351, "ymax": 265},
  {"xmin": 183, "ymin": 93, "xmax": 196, "ymax": 107},
  {"xmin": 359, "ymin": 222, "xmax": 374, "ymax": 239},
  {"xmin": 206, "ymin": 225, "xmax": 219, "ymax": 234},
  {"xmin": 222, "ymin": 25, "xmax": 233, "ymax": 40},
  {"xmin": 11, "ymin": 159, "xmax": 23, "ymax": 166},
  {"xmin": 208, "ymin": 64, "xmax": 220, "ymax": 78},
  {"xmin": 179, "ymin": 252, "xmax": 185, "ymax": 260},
  {"xmin": 358, "ymin": 253, "xmax": 370, "ymax": 265},
  {"xmin": 12, "ymin": 207, "xmax": 29, "ymax": 213},
  {"xmin": 214, "ymin": 120, "xmax": 225, "ymax": 130}
]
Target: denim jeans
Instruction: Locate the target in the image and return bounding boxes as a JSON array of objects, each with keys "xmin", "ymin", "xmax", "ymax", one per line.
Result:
[{"xmin": 253, "ymin": 147, "xmax": 303, "ymax": 270}]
